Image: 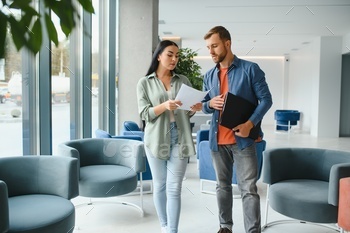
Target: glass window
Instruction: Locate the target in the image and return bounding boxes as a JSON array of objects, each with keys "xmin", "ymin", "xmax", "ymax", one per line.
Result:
[
  {"xmin": 0, "ymin": 10, "xmax": 23, "ymax": 157},
  {"xmin": 51, "ymin": 13, "xmax": 71, "ymax": 155},
  {"xmin": 91, "ymin": 0, "xmax": 99, "ymax": 136}
]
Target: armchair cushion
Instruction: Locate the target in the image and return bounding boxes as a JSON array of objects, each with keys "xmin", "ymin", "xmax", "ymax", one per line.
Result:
[
  {"xmin": 9, "ymin": 194, "xmax": 75, "ymax": 233},
  {"xmin": 79, "ymin": 165, "xmax": 137, "ymax": 197},
  {"xmin": 269, "ymin": 179, "xmax": 337, "ymax": 223}
]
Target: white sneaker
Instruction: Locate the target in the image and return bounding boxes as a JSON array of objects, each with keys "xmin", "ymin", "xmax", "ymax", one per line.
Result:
[{"xmin": 161, "ymin": 226, "xmax": 167, "ymax": 233}]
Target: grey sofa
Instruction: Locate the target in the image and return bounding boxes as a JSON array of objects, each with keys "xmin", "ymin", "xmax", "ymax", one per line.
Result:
[
  {"xmin": 262, "ymin": 147, "xmax": 350, "ymax": 231},
  {"xmin": 0, "ymin": 156, "xmax": 79, "ymax": 233}
]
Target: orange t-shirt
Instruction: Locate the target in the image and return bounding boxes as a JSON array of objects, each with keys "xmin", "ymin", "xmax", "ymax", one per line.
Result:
[{"xmin": 218, "ymin": 67, "xmax": 236, "ymax": 145}]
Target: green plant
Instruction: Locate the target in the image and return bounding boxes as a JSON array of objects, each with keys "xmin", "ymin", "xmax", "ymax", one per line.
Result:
[
  {"xmin": 0, "ymin": 0, "xmax": 94, "ymax": 58},
  {"xmin": 176, "ymin": 47, "xmax": 203, "ymax": 91}
]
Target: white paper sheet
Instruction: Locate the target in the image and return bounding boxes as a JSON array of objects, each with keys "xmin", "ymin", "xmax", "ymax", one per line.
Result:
[{"xmin": 174, "ymin": 84, "xmax": 208, "ymax": 110}]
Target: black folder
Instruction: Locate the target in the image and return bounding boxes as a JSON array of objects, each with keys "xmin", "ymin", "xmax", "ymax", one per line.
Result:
[{"xmin": 219, "ymin": 92, "xmax": 261, "ymax": 139}]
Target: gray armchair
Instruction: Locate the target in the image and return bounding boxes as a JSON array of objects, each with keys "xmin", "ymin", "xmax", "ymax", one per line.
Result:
[
  {"xmin": 262, "ymin": 148, "xmax": 350, "ymax": 231},
  {"xmin": 58, "ymin": 138, "xmax": 146, "ymax": 215},
  {"xmin": 0, "ymin": 156, "xmax": 79, "ymax": 233}
]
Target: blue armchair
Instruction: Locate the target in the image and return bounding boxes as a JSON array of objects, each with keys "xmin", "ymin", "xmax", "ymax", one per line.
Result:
[
  {"xmin": 274, "ymin": 109, "xmax": 300, "ymax": 132},
  {"xmin": 197, "ymin": 129, "xmax": 265, "ymax": 195},
  {"xmin": 121, "ymin": 121, "xmax": 145, "ymax": 140},
  {"xmin": 0, "ymin": 156, "xmax": 79, "ymax": 233}
]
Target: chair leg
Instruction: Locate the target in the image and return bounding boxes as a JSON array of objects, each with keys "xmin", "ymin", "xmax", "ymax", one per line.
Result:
[
  {"xmin": 139, "ymin": 172, "xmax": 144, "ymax": 216},
  {"xmin": 262, "ymin": 185, "xmax": 270, "ymax": 231}
]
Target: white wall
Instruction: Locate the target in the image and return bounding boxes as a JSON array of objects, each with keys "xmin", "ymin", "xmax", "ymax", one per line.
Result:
[
  {"xmin": 288, "ymin": 39, "xmax": 320, "ymax": 134},
  {"xmin": 317, "ymin": 37, "xmax": 342, "ymax": 137},
  {"xmin": 289, "ymin": 36, "xmax": 342, "ymax": 137}
]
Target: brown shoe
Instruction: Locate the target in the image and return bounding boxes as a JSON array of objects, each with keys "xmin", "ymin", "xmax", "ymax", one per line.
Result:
[{"xmin": 217, "ymin": 227, "xmax": 232, "ymax": 233}]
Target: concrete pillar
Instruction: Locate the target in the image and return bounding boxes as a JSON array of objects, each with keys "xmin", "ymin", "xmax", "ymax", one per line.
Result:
[
  {"xmin": 316, "ymin": 36, "xmax": 342, "ymax": 137},
  {"xmin": 118, "ymin": 0, "xmax": 159, "ymax": 133}
]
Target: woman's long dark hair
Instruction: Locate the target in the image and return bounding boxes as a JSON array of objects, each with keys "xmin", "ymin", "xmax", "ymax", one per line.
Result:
[{"xmin": 145, "ymin": 40, "xmax": 179, "ymax": 76}]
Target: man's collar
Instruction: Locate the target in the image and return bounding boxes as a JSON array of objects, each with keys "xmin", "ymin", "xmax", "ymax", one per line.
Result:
[{"xmin": 215, "ymin": 55, "xmax": 239, "ymax": 70}]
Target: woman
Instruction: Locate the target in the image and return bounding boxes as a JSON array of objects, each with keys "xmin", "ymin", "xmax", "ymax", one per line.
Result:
[{"xmin": 136, "ymin": 40, "xmax": 202, "ymax": 233}]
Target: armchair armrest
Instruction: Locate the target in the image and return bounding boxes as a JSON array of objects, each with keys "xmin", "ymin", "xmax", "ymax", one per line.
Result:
[
  {"xmin": 0, "ymin": 180, "xmax": 9, "ymax": 233},
  {"xmin": 328, "ymin": 163, "xmax": 350, "ymax": 206},
  {"xmin": 37, "ymin": 156, "xmax": 79, "ymax": 200},
  {"xmin": 113, "ymin": 139, "xmax": 146, "ymax": 173}
]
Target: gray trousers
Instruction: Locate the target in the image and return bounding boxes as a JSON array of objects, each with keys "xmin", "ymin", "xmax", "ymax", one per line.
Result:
[{"xmin": 211, "ymin": 143, "xmax": 261, "ymax": 233}]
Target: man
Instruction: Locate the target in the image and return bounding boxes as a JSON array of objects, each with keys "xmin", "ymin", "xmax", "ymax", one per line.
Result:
[{"xmin": 202, "ymin": 26, "xmax": 272, "ymax": 233}]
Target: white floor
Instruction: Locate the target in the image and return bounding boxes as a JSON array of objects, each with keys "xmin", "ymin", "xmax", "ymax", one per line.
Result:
[{"xmin": 72, "ymin": 125, "xmax": 350, "ymax": 233}]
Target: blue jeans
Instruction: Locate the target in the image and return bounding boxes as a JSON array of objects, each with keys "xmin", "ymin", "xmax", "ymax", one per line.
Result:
[
  {"xmin": 211, "ymin": 143, "xmax": 261, "ymax": 233},
  {"xmin": 145, "ymin": 122, "xmax": 188, "ymax": 233}
]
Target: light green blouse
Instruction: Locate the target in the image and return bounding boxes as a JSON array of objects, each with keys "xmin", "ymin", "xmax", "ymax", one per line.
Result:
[{"xmin": 136, "ymin": 72, "xmax": 196, "ymax": 160}]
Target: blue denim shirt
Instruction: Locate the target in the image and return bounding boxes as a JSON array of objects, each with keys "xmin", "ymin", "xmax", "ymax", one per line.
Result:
[{"xmin": 202, "ymin": 55, "xmax": 273, "ymax": 151}]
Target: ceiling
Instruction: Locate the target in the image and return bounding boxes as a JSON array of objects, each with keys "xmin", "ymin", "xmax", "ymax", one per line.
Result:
[{"xmin": 158, "ymin": 0, "xmax": 350, "ymax": 57}]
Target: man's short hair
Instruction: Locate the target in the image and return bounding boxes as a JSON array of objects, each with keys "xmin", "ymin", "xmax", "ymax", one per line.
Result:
[{"xmin": 204, "ymin": 26, "xmax": 231, "ymax": 41}]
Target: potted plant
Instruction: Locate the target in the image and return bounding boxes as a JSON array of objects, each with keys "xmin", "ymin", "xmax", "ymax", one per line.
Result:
[{"xmin": 176, "ymin": 47, "xmax": 203, "ymax": 91}]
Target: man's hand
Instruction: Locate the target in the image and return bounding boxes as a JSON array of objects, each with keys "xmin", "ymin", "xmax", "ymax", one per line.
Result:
[
  {"xmin": 209, "ymin": 94, "xmax": 225, "ymax": 110},
  {"xmin": 190, "ymin": 102, "xmax": 203, "ymax": 112},
  {"xmin": 232, "ymin": 120, "xmax": 254, "ymax": 138}
]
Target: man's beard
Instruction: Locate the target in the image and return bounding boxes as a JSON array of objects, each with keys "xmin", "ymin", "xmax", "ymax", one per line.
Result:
[{"xmin": 214, "ymin": 49, "xmax": 227, "ymax": 64}]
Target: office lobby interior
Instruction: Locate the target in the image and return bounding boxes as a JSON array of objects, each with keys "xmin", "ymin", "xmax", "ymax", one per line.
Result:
[{"xmin": 1, "ymin": 0, "xmax": 350, "ymax": 233}]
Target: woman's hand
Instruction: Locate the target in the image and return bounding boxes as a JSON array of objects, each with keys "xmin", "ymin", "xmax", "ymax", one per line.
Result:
[{"xmin": 164, "ymin": 99, "xmax": 182, "ymax": 111}]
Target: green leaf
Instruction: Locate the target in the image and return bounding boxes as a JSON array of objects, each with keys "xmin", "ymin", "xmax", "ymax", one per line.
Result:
[
  {"xmin": 27, "ymin": 18, "xmax": 42, "ymax": 53},
  {"xmin": 45, "ymin": 13, "xmax": 58, "ymax": 46},
  {"xmin": 8, "ymin": 15, "xmax": 27, "ymax": 51},
  {"xmin": 177, "ymin": 48, "xmax": 203, "ymax": 90},
  {"xmin": 78, "ymin": 0, "xmax": 95, "ymax": 13},
  {"xmin": 9, "ymin": 0, "xmax": 32, "ymax": 9},
  {"xmin": 50, "ymin": 1, "xmax": 75, "ymax": 37},
  {"xmin": 0, "ymin": 12, "xmax": 8, "ymax": 58}
]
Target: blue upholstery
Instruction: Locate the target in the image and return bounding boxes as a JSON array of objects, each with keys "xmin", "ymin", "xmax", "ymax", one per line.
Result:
[
  {"xmin": 121, "ymin": 121, "xmax": 145, "ymax": 140},
  {"xmin": 262, "ymin": 148, "xmax": 350, "ymax": 230},
  {"xmin": 123, "ymin": 121, "xmax": 142, "ymax": 131},
  {"xmin": 196, "ymin": 129, "xmax": 209, "ymax": 160},
  {"xmin": 197, "ymin": 129, "xmax": 265, "ymax": 187},
  {"xmin": 0, "ymin": 156, "xmax": 79, "ymax": 233},
  {"xmin": 274, "ymin": 110, "xmax": 300, "ymax": 131},
  {"xmin": 95, "ymin": 129, "xmax": 142, "ymax": 141},
  {"xmin": 95, "ymin": 129, "xmax": 152, "ymax": 181}
]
